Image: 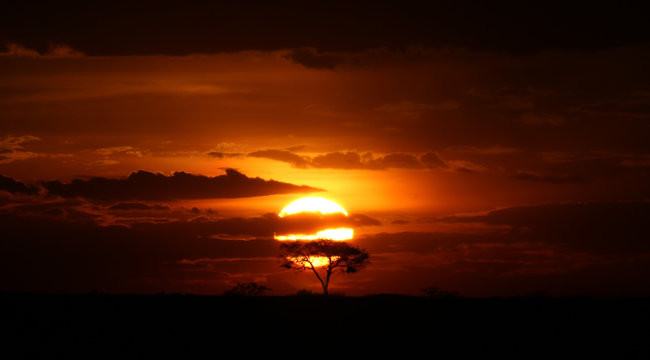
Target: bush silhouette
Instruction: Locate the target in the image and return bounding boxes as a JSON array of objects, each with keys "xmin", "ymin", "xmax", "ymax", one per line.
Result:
[
  {"xmin": 295, "ymin": 289, "xmax": 314, "ymax": 296},
  {"xmin": 223, "ymin": 282, "xmax": 271, "ymax": 296}
]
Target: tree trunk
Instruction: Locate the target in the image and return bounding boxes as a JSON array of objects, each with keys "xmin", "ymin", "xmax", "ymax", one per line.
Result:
[
  {"xmin": 307, "ymin": 261, "xmax": 328, "ymax": 295},
  {"xmin": 323, "ymin": 268, "xmax": 332, "ymax": 296}
]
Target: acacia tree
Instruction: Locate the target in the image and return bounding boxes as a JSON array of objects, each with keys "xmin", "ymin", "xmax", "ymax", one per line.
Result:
[{"xmin": 279, "ymin": 239, "xmax": 369, "ymax": 295}]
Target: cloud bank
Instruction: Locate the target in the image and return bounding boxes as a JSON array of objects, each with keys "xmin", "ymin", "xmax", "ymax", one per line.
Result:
[
  {"xmin": 220, "ymin": 150, "xmax": 448, "ymax": 170},
  {"xmin": 438, "ymin": 201, "xmax": 650, "ymax": 253},
  {"xmin": 0, "ymin": 200, "xmax": 648, "ymax": 296},
  {"xmin": 3, "ymin": 2, "xmax": 649, "ymax": 56},
  {"xmin": 0, "ymin": 174, "xmax": 39, "ymax": 195},
  {"xmin": 41, "ymin": 169, "xmax": 322, "ymax": 201}
]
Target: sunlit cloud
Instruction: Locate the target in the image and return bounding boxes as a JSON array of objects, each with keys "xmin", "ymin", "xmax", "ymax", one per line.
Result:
[
  {"xmin": 93, "ymin": 146, "xmax": 143, "ymax": 157},
  {"xmin": 0, "ymin": 43, "xmax": 83, "ymax": 58},
  {"xmin": 0, "ymin": 135, "xmax": 42, "ymax": 164},
  {"xmin": 228, "ymin": 149, "xmax": 449, "ymax": 170}
]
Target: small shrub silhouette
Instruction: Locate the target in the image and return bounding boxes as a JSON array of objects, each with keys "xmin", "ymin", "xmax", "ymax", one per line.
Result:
[
  {"xmin": 295, "ymin": 289, "xmax": 314, "ymax": 296},
  {"xmin": 223, "ymin": 282, "xmax": 271, "ymax": 296}
]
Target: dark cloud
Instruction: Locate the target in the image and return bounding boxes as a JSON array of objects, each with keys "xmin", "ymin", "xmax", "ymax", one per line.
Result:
[
  {"xmin": 511, "ymin": 172, "xmax": 587, "ymax": 184},
  {"xmin": 284, "ymin": 48, "xmax": 347, "ymax": 69},
  {"xmin": 64, "ymin": 208, "xmax": 101, "ymax": 221},
  {"xmin": 1, "ymin": 199, "xmax": 83, "ymax": 218},
  {"xmin": 1, "ymin": 200, "xmax": 648, "ymax": 296},
  {"xmin": 42, "ymin": 168, "xmax": 322, "ymax": 201},
  {"xmin": 371, "ymin": 153, "xmax": 422, "ymax": 169},
  {"xmin": 310, "ymin": 152, "xmax": 364, "ymax": 169},
  {"xmin": 108, "ymin": 202, "xmax": 170, "ymax": 211},
  {"xmin": 248, "ymin": 149, "xmax": 310, "ymax": 168},
  {"xmin": 0, "ymin": 199, "xmax": 112, "ymax": 223},
  {"xmin": 2, "ymin": 2, "xmax": 649, "ymax": 56},
  {"xmin": 391, "ymin": 220, "xmax": 410, "ymax": 225},
  {"xmin": 571, "ymin": 98, "xmax": 650, "ymax": 119},
  {"xmin": 132, "ymin": 212, "xmax": 381, "ymax": 239},
  {"xmin": 0, "ymin": 205, "xmax": 381, "ymax": 293},
  {"xmin": 0, "ymin": 212, "xmax": 281, "ymax": 293},
  {"xmin": 348, "ymin": 220, "xmax": 650, "ymax": 296},
  {"xmin": 521, "ymin": 113, "xmax": 566, "ymax": 126},
  {"xmin": 530, "ymin": 152, "xmax": 650, "ymax": 195},
  {"xmin": 242, "ymin": 149, "xmax": 447, "ymax": 170},
  {"xmin": 285, "ymin": 145, "xmax": 306, "ymax": 152},
  {"xmin": 352, "ymin": 231, "xmax": 503, "ymax": 254},
  {"xmin": 420, "ymin": 152, "xmax": 448, "ymax": 169},
  {"xmin": 206, "ymin": 152, "xmax": 244, "ymax": 159},
  {"xmin": 348, "ymin": 213, "xmax": 382, "ymax": 227},
  {"xmin": 439, "ymin": 201, "xmax": 650, "ymax": 254},
  {"xmin": 0, "ymin": 174, "xmax": 39, "ymax": 195}
]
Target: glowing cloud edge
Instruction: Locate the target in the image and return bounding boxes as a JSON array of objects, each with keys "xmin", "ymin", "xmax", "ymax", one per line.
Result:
[{"xmin": 274, "ymin": 228, "xmax": 354, "ymax": 241}]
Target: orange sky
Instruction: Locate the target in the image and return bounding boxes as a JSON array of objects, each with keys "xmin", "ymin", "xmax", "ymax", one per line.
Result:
[
  {"xmin": 1, "ymin": 3, "xmax": 650, "ymax": 296},
  {"xmin": 2, "ymin": 48, "xmax": 648, "ymax": 213}
]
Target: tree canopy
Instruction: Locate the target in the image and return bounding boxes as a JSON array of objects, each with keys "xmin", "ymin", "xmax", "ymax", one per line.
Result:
[{"xmin": 279, "ymin": 239, "xmax": 369, "ymax": 295}]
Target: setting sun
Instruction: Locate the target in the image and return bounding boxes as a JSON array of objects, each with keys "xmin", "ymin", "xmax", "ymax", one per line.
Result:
[
  {"xmin": 274, "ymin": 228, "xmax": 354, "ymax": 241},
  {"xmin": 279, "ymin": 197, "xmax": 349, "ymax": 217},
  {"xmin": 275, "ymin": 197, "xmax": 353, "ymax": 242}
]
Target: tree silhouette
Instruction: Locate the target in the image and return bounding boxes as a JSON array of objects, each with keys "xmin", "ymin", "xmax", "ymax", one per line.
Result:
[{"xmin": 279, "ymin": 239, "xmax": 369, "ymax": 295}]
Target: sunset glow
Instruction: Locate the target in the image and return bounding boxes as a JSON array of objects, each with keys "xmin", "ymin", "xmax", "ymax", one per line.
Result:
[
  {"xmin": 287, "ymin": 256, "xmax": 339, "ymax": 268},
  {"xmin": 276, "ymin": 198, "xmax": 353, "ymax": 267},
  {"xmin": 275, "ymin": 197, "xmax": 353, "ymax": 242},
  {"xmin": 4, "ymin": 4, "xmax": 650, "ymax": 356},
  {"xmin": 279, "ymin": 197, "xmax": 348, "ymax": 217},
  {"xmin": 274, "ymin": 228, "xmax": 354, "ymax": 241},
  {"xmin": 2, "ymin": 2, "xmax": 650, "ymax": 300}
]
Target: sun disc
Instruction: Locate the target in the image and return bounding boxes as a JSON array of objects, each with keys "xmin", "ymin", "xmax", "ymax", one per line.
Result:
[
  {"xmin": 279, "ymin": 197, "xmax": 348, "ymax": 217},
  {"xmin": 276, "ymin": 197, "xmax": 353, "ymax": 242}
]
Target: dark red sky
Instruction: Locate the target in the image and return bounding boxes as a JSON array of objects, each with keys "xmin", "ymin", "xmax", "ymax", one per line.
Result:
[{"xmin": 1, "ymin": 1, "xmax": 649, "ymax": 296}]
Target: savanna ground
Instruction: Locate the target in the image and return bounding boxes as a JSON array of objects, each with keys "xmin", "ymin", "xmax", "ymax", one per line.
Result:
[{"xmin": 1, "ymin": 292, "xmax": 648, "ymax": 358}]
